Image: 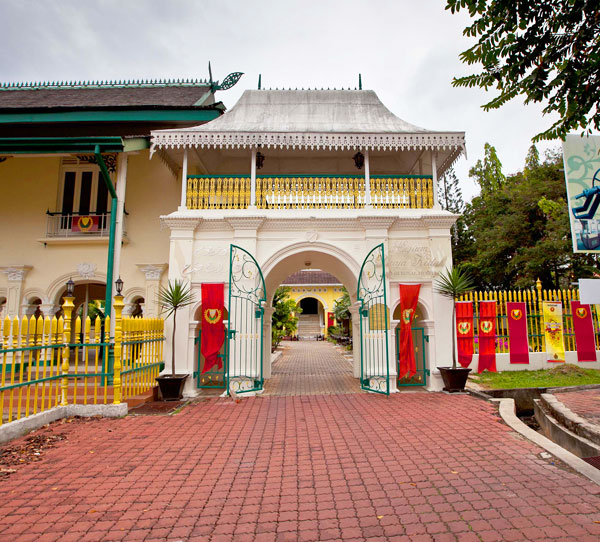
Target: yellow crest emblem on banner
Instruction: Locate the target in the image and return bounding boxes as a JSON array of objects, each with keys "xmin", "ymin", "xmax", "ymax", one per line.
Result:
[
  {"xmin": 458, "ymin": 322, "xmax": 471, "ymax": 335},
  {"xmin": 402, "ymin": 308, "xmax": 413, "ymax": 324},
  {"xmin": 576, "ymin": 307, "xmax": 588, "ymax": 319},
  {"xmin": 510, "ymin": 309, "xmax": 522, "ymax": 320},
  {"xmin": 480, "ymin": 320, "xmax": 493, "ymax": 334},
  {"xmin": 204, "ymin": 308, "xmax": 222, "ymax": 324},
  {"xmin": 78, "ymin": 216, "xmax": 93, "ymax": 231}
]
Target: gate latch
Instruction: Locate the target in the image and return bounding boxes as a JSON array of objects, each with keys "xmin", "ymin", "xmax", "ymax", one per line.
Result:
[{"xmin": 228, "ymin": 329, "xmax": 237, "ymax": 339}]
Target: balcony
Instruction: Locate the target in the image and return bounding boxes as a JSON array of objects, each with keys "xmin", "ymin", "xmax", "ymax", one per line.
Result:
[
  {"xmin": 41, "ymin": 212, "xmax": 127, "ymax": 245},
  {"xmin": 185, "ymin": 175, "xmax": 434, "ymax": 210}
]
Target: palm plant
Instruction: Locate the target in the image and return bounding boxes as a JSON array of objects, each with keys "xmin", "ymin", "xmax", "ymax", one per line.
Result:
[
  {"xmin": 434, "ymin": 266, "xmax": 475, "ymax": 369},
  {"xmin": 158, "ymin": 280, "xmax": 195, "ymax": 376}
]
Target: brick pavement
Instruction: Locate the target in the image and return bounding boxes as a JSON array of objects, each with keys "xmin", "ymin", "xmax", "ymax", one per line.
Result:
[
  {"xmin": 1, "ymin": 392, "xmax": 600, "ymax": 541},
  {"xmin": 264, "ymin": 341, "xmax": 359, "ymax": 396},
  {"xmin": 553, "ymin": 388, "xmax": 600, "ymax": 425}
]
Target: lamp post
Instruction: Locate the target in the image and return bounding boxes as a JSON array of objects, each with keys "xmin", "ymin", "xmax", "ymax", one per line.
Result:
[
  {"xmin": 61, "ymin": 278, "xmax": 75, "ymax": 406},
  {"xmin": 112, "ymin": 277, "xmax": 124, "ymax": 404}
]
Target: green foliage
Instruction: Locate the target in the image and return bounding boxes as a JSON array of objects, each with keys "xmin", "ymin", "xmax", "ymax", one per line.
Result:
[
  {"xmin": 332, "ymin": 287, "xmax": 351, "ymax": 324},
  {"xmin": 455, "ymin": 146, "xmax": 598, "ymax": 290},
  {"xmin": 158, "ymin": 280, "xmax": 196, "ymax": 376},
  {"xmin": 473, "ymin": 365, "xmax": 600, "ymax": 389},
  {"xmin": 434, "ymin": 266, "xmax": 476, "ymax": 300},
  {"xmin": 469, "ymin": 143, "xmax": 505, "ymax": 195},
  {"xmin": 435, "ymin": 266, "xmax": 475, "ymax": 369},
  {"xmin": 446, "ymin": 0, "xmax": 600, "ymax": 141},
  {"xmin": 271, "ymin": 287, "xmax": 301, "ymax": 349}
]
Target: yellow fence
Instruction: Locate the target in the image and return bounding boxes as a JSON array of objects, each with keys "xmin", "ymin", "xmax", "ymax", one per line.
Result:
[
  {"xmin": 186, "ymin": 175, "xmax": 434, "ymax": 210},
  {"xmin": 457, "ymin": 281, "xmax": 600, "ymax": 353},
  {"xmin": 0, "ymin": 303, "xmax": 164, "ymax": 425}
]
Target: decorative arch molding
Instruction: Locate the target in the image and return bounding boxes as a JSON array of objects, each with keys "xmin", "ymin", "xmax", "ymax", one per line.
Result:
[
  {"xmin": 47, "ymin": 272, "xmax": 107, "ymax": 305},
  {"xmin": 23, "ymin": 288, "xmax": 48, "ymax": 305},
  {"xmin": 261, "ymin": 241, "xmax": 360, "ymax": 304},
  {"xmin": 294, "ymin": 293, "xmax": 329, "ymax": 312},
  {"xmin": 124, "ymin": 287, "xmax": 146, "ymax": 305}
]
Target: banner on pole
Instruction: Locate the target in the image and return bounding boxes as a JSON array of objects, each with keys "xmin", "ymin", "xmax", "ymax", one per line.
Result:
[
  {"xmin": 455, "ymin": 301, "xmax": 474, "ymax": 368},
  {"xmin": 562, "ymin": 135, "xmax": 600, "ymax": 253},
  {"xmin": 201, "ymin": 283, "xmax": 226, "ymax": 374},
  {"xmin": 571, "ymin": 300, "xmax": 597, "ymax": 362},
  {"xmin": 478, "ymin": 301, "xmax": 497, "ymax": 373},
  {"xmin": 398, "ymin": 284, "xmax": 421, "ymax": 378},
  {"xmin": 542, "ymin": 301, "xmax": 565, "ymax": 362},
  {"xmin": 507, "ymin": 302, "xmax": 529, "ymax": 364}
]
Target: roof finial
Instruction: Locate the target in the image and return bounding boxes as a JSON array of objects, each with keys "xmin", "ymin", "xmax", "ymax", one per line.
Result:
[
  {"xmin": 258, "ymin": 74, "xmax": 262, "ymax": 90},
  {"xmin": 359, "ymin": 73, "xmax": 362, "ymax": 90}
]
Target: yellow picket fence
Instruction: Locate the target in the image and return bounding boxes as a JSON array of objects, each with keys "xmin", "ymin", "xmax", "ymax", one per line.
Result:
[
  {"xmin": 457, "ymin": 280, "xmax": 600, "ymax": 353},
  {"xmin": 0, "ymin": 305, "xmax": 164, "ymax": 425}
]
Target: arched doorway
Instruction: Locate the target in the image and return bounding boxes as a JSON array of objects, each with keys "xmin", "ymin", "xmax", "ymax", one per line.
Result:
[
  {"xmin": 261, "ymin": 243, "xmax": 362, "ymax": 394},
  {"xmin": 193, "ymin": 304, "xmax": 229, "ymax": 389}
]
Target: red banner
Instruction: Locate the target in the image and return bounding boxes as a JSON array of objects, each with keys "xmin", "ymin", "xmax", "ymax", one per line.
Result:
[
  {"xmin": 72, "ymin": 215, "xmax": 99, "ymax": 232},
  {"xmin": 456, "ymin": 301, "xmax": 474, "ymax": 368},
  {"xmin": 201, "ymin": 283, "xmax": 225, "ymax": 374},
  {"xmin": 398, "ymin": 284, "xmax": 421, "ymax": 378},
  {"xmin": 571, "ymin": 301, "xmax": 597, "ymax": 362},
  {"xmin": 327, "ymin": 312, "xmax": 334, "ymax": 329},
  {"xmin": 507, "ymin": 302, "xmax": 529, "ymax": 364},
  {"xmin": 478, "ymin": 301, "xmax": 497, "ymax": 373}
]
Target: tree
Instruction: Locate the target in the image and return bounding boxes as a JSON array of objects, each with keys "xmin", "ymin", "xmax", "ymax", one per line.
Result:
[
  {"xmin": 456, "ymin": 147, "xmax": 597, "ymax": 289},
  {"xmin": 469, "ymin": 143, "xmax": 505, "ymax": 195},
  {"xmin": 446, "ymin": 0, "xmax": 600, "ymax": 142},
  {"xmin": 158, "ymin": 280, "xmax": 195, "ymax": 376},
  {"xmin": 438, "ymin": 167, "xmax": 470, "ymax": 260},
  {"xmin": 271, "ymin": 287, "xmax": 301, "ymax": 350},
  {"xmin": 332, "ymin": 287, "xmax": 351, "ymax": 334}
]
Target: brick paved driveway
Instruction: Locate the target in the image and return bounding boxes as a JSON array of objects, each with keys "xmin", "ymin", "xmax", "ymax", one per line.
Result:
[
  {"xmin": 1, "ymin": 392, "xmax": 600, "ymax": 541},
  {"xmin": 264, "ymin": 341, "xmax": 358, "ymax": 396}
]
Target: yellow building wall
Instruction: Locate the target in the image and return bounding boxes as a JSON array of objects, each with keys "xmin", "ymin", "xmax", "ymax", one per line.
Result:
[
  {"xmin": 285, "ymin": 284, "xmax": 345, "ymax": 336},
  {"xmin": 0, "ymin": 150, "xmax": 177, "ymax": 315}
]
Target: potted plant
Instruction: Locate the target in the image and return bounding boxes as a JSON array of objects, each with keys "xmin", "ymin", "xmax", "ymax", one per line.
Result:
[
  {"xmin": 434, "ymin": 266, "xmax": 475, "ymax": 392},
  {"xmin": 156, "ymin": 279, "xmax": 195, "ymax": 400}
]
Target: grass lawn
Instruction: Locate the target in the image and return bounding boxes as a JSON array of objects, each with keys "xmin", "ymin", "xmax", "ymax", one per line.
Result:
[{"xmin": 470, "ymin": 364, "xmax": 600, "ymax": 389}]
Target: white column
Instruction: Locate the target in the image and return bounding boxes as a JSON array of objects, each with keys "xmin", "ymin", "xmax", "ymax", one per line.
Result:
[
  {"xmin": 180, "ymin": 149, "xmax": 189, "ymax": 210},
  {"xmin": 263, "ymin": 305, "xmax": 275, "ymax": 379},
  {"xmin": 250, "ymin": 148, "xmax": 257, "ymax": 208},
  {"xmin": 431, "ymin": 150, "xmax": 440, "ymax": 209},
  {"xmin": 349, "ymin": 304, "xmax": 361, "ymax": 378},
  {"xmin": 136, "ymin": 264, "xmax": 168, "ymax": 317},
  {"xmin": 113, "ymin": 154, "xmax": 128, "ymax": 293},
  {"xmin": 1, "ymin": 266, "xmax": 31, "ymax": 318},
  {"xmin": 364, "ymin": 149, "xmax": 372, "ymax": 207}
]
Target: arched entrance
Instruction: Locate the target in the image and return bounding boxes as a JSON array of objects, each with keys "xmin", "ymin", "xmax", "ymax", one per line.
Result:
[
  {"xmin": 193, "ymin": 304, "xmax": 229, "ymax": 389},
  {"xmin": 393, "ymin": 301, "xmax": 429, "ymax": 387}
]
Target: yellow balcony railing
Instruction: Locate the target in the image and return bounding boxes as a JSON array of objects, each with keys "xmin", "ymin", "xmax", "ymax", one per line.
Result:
[{"xmin": 186, "ymin": 175, "xmax": 434, "ymax": 210}]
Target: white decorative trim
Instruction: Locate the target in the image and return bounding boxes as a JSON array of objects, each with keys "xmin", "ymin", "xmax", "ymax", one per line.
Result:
[
  {"xmin": 1, "ymin": 265, "xmax": 32, "ymax": 281},
  {"xmin": 136, "ymin": 264, "xmax": 167, "ymax": 281},
  {"xmin": 77, "ymin": 262, "xmax": 97, "ymax": 279},
  {"xmin": 151, "ymin": 131, "xmax": 466, "ymax": 155}
]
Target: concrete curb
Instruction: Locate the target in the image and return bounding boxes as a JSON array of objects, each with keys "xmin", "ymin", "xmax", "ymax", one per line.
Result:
[
  {"xmin": 492, "ymin": 397, "xmax": 600, "ymax": 486},
  {"xmin": 0, "ymin": 403, "xmax": 128, "ymax": 446},
  {"xmin": 540, "ymin": 393, "xmax": 600, "ymax": 446},
  {"xmin": 271, "ymin": 350, "xmax": 283, "ymax": 364}
]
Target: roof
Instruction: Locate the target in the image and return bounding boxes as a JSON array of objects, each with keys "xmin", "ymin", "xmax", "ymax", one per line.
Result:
[
  {"xmin": 0, "ymin": 78, "xmax": 216, "ymax": 109},
  {"xmin": 281, "ymin": 270, "xmax": 342, "ymax": 285},
  {"xmin": 151, "ymin": 90, "xmax": 466, "ymax": 171}
]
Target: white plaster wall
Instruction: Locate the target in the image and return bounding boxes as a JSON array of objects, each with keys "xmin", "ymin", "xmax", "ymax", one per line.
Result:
[{"xmin": 162, "ymin": 208, "xmax": 456, "ymax": 395}]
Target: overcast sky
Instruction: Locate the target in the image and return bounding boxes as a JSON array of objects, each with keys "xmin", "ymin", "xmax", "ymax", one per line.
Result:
[{"xmin": 1, "ymin": 0, "xmax": 560, "ymax": 201}]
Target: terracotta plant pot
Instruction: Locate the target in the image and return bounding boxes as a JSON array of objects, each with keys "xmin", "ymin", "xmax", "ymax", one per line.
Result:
[
  {"xmin": 438, "ymin": 367, "xmax": 471, "ymax": 393},
  {"xmin": 156, "ymin": 374, "xmax": 188, "ymax": 401}
]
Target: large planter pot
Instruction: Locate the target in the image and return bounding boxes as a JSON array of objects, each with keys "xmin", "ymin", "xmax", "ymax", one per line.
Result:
[
  {"xmin": 156, "ymin": 374, "xmax": 188, "ymax": 401},
  {"xmin": 438, "ymin": 367, "xmax": 472, "ymax": 393}
]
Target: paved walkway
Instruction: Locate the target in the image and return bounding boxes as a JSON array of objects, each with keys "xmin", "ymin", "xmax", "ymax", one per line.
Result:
[
  {"xmin": 1, "ymin": 393, "xmax": 600, "ymax": 541},
  {"xmin": 553, "ymin": 388, "xmax": 600, "ymax": 425},
  {"xmin": 264, "ymin": 341, "xmax": 359, "ymax": 396}
]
